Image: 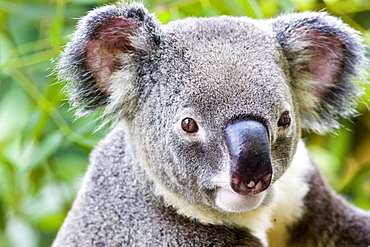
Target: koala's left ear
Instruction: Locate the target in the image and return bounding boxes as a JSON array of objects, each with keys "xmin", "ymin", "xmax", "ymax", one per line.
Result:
[{"xmin": 272, "ymin": 12, "xmax": 368, "ymax": 133}]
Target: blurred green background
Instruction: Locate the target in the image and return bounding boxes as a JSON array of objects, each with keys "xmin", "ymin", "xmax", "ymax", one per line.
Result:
[{"xmin": 0, "ymin": 0, "xmax": 369, "ymax": 246}]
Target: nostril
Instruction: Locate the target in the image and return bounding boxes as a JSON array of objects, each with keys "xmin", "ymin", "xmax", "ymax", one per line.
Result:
[
  {"xmin": 231, "ymin": 174, "xmax": 251, "ymax": 195},
  {"xmin": 231, "ymin": 172, "xmax": 272, "ymax": 196},
  {"xmin": 252, "ymin": 173, "xmax": 272, "ymax": 194}
]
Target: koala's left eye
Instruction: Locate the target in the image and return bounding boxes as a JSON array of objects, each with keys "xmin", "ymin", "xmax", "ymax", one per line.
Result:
[
  {"xmin": 181, "ymin": 118, "xmax": 199, "ymax": 133},
  {"xmin": 278, "ymin": 111, "xmax": 291, "ymax": 128}
]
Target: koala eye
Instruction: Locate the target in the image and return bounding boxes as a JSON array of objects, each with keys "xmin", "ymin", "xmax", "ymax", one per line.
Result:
[
  {"xmin": 181, "ymin": 118, "xmax": 199, "ymax": 133},
  {"xmin": 278, "ymin": 111, "xmax": 291, "ymax": 128}
]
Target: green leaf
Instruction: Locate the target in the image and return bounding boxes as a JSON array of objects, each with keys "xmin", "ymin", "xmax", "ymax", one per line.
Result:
[
  {"xmin": 28, "ymin": 132, "xmax": 64, "ymax": 170},
  {"xmin": 0, "ymin": 32, "xmax": 13, "ymax": 67}
]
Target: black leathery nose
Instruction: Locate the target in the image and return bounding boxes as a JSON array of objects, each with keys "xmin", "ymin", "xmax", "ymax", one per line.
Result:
[{"xmin": 225, "ymin": 120, "xmax": 273, "ymax": 195}]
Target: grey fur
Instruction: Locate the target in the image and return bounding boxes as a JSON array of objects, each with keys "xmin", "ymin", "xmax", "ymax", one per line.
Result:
[{"xmin": 54, "ymin": 2, "xmax": 370, "ymax": 246}]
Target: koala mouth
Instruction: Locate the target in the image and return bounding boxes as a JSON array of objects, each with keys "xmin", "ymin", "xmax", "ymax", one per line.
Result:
[{"xmin": 214, "ymin": 185, "xmax": 268, "ymax": 213}]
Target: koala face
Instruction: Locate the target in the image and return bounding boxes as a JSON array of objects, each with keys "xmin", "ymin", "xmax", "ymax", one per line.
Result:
[
  {"xmin": 127, "ymin": 17, "xmax": 300, "ymax": 213},
  {"xmin": 58, "ymin": 3, "xmax": 365, "ymax": 215}
]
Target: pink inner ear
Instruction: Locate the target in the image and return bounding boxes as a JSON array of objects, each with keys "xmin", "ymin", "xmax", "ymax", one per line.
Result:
[
  {"xmin": 85, "ymin": 17, "xmax": 141, "ymax": 95},
  {"xmin": 293, "ymin": 28, "xmax": 346, "ymax": 98}
]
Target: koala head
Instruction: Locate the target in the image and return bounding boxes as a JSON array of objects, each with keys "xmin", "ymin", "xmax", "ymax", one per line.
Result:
[{"xmin": 57, "ymin": 2, "xmax": 366, "ymax": 214}]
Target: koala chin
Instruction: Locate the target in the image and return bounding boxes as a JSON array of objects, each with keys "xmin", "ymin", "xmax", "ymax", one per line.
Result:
[
  {"xmin": 53, "ymin": 1, "xmax": 370, "ymax": 247},
  {"xmin": 214, "ymin": 186, "xmax": 267, "ymax": 213}
]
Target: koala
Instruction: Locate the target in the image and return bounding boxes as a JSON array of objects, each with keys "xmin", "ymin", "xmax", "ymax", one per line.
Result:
[{"xmin": 53, "ymin": 2, "xmax": 370, "ymax": 247}]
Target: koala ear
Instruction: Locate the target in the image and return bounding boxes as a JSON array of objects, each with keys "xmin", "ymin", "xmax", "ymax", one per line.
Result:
[
  {"xmin": 272, "ymin": 12, "xmax": 367, "ymax": 133},
  {"xmin": 57, "ymin": 2, "xmax": 160, "ymax": 117}
]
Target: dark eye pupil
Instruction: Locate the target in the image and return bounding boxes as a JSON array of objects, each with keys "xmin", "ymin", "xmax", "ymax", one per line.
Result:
[
  {"xmin": 278, "ymin": 111, "xmax": 291, "ymax": 127},
  {"xmin": 181, "ymin": 118, "xmax": 199, "ymax": 133}
]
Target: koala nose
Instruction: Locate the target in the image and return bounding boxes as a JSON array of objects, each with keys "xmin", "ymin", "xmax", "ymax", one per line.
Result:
[{"xmin": 225, "ymin": 120, "xmax": 273, "ymax": 196}]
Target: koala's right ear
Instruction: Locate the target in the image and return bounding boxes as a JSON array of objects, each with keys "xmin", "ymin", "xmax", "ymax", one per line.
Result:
[{"xmin": 57, "ymin": 2, "xmax": 161, "ymax": 117}]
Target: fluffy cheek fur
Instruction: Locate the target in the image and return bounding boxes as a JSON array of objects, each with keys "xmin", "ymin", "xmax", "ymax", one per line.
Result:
[{"xmin": 127, "ymin": 104, "xmax": 217, "ymax": 209}]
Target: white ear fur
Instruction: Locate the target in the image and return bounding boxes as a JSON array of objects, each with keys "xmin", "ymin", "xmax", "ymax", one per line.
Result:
[
  {"xmin": 273, "ymin": 12, "xmax": 367, "ymax": 133},
  {"xmin": 57, "ymin": 2, "xmax": 161, "ymax": 118}
]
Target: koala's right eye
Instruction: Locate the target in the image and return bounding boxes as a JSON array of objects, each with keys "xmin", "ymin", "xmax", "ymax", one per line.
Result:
[
  {"xmin": 181, "ymin": 118, "xmax": 199, "ymax": 133},
  {"xmin": 278, "ymin": 111, "xmax": 291, "ymax": 128}
]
